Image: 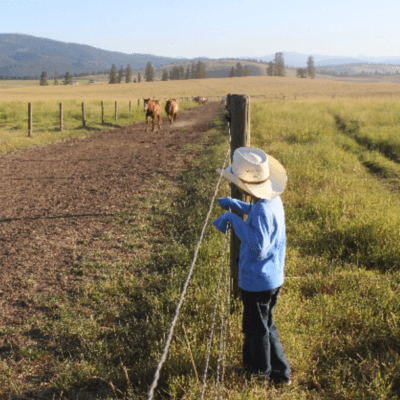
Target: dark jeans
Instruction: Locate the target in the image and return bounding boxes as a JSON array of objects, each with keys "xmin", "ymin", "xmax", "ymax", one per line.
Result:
[{"xmin": 241, "ymin": 286, "xmax": 291, "ymax": 383}]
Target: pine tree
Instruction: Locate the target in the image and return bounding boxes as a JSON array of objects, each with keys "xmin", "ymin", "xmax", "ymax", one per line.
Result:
[
  {"xmin": 229, "ymin": 67, "xmax": 235, "ymax": 77},
  {"xmin": 179, "ymin": 66, "xmax": 185, "ymax": 79},
  {"xmin": 137, "ymin": 72, "xmax": 141, "ymax": 83},
  {"xmin": 109, "ymin": 64, "xmax": 118, "ymax": 84},
  {"xmin": 243, "ymin": 65, "xmax": 250, "ymax": 76},
  {"xmin": 235, "ymin": 62, "xmax": 243, "ymax": 77},
  {"xmin": 145, "ymin": 62, "xmax": 155, "ymax": 82},
  {"xmin": 161, "ymin": 69, "xmax": 169, "ymax": 81},
  {"xmin": 266, "ymin": 62, "xmax": 274, "ymax": 76},
  {"xmin": 54, "ymin": 71, "xmax": 59, "ymax": 85},
  {"xmin": 40, "ymin": 71, "xmax": 48, "ymax": 86},
  {"xmin": 196, "ymin": 61, "xmax": 207, "ymax": 79},
  {"xmin": 273, "ymin": 53, "xmax": 285, "ymax": 76},
  {"xmin": 185, "ymin": 66, "xmax": 190, "ymax": 79},
  {"xmin": 118, "ymin": 66, "xmax": 124, "ymax": 83},
  {"xmin": 306, "ymin": 56, "xmax": 315, "ymax": 78},
  {"xmin": 296, "ymin": 68, "xmax": 307, "ymax": 78},
  {"xmin": 191, "ymin": 63, "xmax": 197, "ymax": 79},
  {"xmin": 64, "ymin": 72, "xmax": 72, "ymax": 85},
  {"xmin": 125, "ymin": 64, "xmax": 132, "ymax": 83},
  {"xmin": 172, "ymin": 66, "xmax": 180, "ymax": 80}
]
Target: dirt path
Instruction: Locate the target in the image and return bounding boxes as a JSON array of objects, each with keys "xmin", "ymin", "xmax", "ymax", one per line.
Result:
[{"xmin": 0, "ymin": 102, "xmax": 225, "ymax": 324}]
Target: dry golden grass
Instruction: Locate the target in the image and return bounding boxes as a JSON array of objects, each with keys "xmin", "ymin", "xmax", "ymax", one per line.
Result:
[{"xmin": 2, "ymin": 75, "xmax": 400, "ymax": 103}]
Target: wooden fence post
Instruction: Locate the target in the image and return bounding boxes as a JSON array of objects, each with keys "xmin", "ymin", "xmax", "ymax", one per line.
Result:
[
  {"xmin": 227, "ymin": 94, "xmax": 251, "ymax": 303},
  {"xmin": 28, "ymin": 102, "xmax": 32, "ymax": 137},
  {"xmin": 101, "ymin": 101, "xmax": 104, "ymax": 125},
  {"xmin": 138, "ymin": 99, "xmax": 140, "ymax": 107},
  {"xmin": 60, "ymin": 103, "xmax": 63, "ymax": 132},
  {"xmin": 129, "ymin": 100, "xmax": 131, "ymax": 115},
  {"xmin": 82, "ymin": 102, "xmax": 86, "ymax": 127},
  {"xmin": 115, "ymin": 101, "xmax": 117, "ymax": 122}
]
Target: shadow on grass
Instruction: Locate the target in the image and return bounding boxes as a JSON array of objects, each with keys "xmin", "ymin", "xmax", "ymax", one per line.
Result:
[
  {"xmin": 8, "ymin": 111, "xmax": 228, "ymax": 400},
  {"xmin": 306, "ymin": 315, "xmax": 400, "ymax": 398},
  {"xmin": 334, "ymin": 113, "xmax": 400, "ymax": 165},
  {"xmin": 291, "ymin": 201, "xmax": 400, "ymax": 274}
]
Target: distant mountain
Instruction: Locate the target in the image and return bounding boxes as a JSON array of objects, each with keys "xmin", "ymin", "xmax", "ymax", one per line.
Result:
[
  {"xmin": 2, "ymin": 34, "xmax": 400, "ymax": 79},
  {"xmin": 0, "ymin": 33, "xmax": 191, "ymax": 77},
  {"xmin": 257, "ymin": 51, "xmax": 400, "ymax": 68}
]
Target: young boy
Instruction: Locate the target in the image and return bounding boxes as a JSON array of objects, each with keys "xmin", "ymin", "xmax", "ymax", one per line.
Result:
[{"xmin": 213, "ymin": 146, "xmax": 291, "ymax": 384}]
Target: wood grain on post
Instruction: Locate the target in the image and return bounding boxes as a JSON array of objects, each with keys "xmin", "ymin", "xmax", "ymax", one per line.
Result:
[
  {"xmin": 115, "ymin": 101, "xmax": 117, "ymax": 122},
  {"xmin": 28, "ymin": 102, "xmax": 32, "ymax": 137},
  {"xmin": 227, "ymin": 94, "xmax": 251, "ymax": 302},
  {"xmin": 60, "ymin": 103, "xmax": 63, "ymax": 132},
  {"xmin": 82, "ymin": 102, "xmax": 86, "ymax": 127},
  {"xmin": 101, "ymin": 101, "xmax": 104, "ymax": 125}
]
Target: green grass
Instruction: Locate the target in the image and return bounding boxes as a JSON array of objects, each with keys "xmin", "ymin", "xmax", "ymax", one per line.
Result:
[
  {"xmin": 2, "ymin": 99, "xmax": 400, "ymax": 399},
  {"xmin": 0, "ymin": 100, "xmax": 198, "ymax": 155}
]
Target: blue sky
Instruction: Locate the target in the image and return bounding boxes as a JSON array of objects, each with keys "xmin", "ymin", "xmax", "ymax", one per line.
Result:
[{"xmin": 1, "ymin": 0, "xmax": 399, "ymax": 59}]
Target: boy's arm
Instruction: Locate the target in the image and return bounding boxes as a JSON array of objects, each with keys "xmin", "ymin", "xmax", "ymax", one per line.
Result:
[
  {"xmin": 215, "ymin": 211, "xmax": 271, "ymax": 253},
  {"xmin": 219, "ymin": 197, "xmax": 252, "ymax": 215}
]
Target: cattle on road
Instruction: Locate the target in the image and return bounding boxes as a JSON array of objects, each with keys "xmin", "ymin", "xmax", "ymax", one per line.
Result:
[
  {"xmin": 165, "ymin": 99, "xmax": 179, "ymax": 128},
  {"xmin": 143, "ymin": 99, "xmax": 162, "ymax": 132}
]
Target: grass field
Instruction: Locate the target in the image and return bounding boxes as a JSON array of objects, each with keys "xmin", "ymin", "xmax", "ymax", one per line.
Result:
[
  {"xmin": 2, "ymin": 76, "xmax": 400, "ymax": 102},
  {"xmin": 0, "ymin": 98, "xmax": 199, "ymax": 155},
  {"xmin": 1, "ymin": 75, "xmax": 400, "ymax": 156},
  {"xmin": 1, "ymin": 78, "xmax": 400, "ymax": 399}
]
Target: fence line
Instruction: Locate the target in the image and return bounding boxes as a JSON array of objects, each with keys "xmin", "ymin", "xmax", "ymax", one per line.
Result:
[
  {"xmin": 0, "ymin": 99, "xmax": 210, "ymax": 137},
  {"xmin": 147, "ymin": 125, "xmax": 232, "ymax": 400},
  {"xmin": 214, "ymin": 245, "xmax": 231, "ymax": 400},
  {"xmin": 200, "ymin": 222, "xmax": 230, "ymax": 400}
]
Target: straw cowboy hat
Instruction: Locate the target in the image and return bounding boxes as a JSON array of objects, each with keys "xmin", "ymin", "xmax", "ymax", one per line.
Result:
[{"xmin": 216, "ymin": 147, "xmax": 287, "ymax": 200}]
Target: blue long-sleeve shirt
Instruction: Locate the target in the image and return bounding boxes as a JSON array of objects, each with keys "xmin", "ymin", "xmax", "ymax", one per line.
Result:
[{"xmin": 226, "ymin": 196, "xmax": 286, "ymax": 292}]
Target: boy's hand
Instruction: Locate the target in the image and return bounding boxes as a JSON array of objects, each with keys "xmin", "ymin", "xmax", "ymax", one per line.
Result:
[
  {"xmin": 213, "ymin": 213, "xmax": 231, "ymax": 234},
  {"xmin": 218, "ymin": 197, "xmax": 232, "ymax": 210}
]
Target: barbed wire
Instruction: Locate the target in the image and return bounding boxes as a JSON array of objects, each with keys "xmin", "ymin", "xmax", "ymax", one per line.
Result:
[
  {"xmin": 213, "ymin": 235, "xmax": 231, "ymax": 400},
  {"xmin": 147, "ymin": 123, "xmax": 231, "ymax": 400},
  {"xmin": 200, "ymin": 219, "xmax": 230, "ymax": 400}
]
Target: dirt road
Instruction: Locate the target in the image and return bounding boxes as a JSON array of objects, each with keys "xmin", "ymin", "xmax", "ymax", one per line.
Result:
[{"xmin": 0, "ymin": 102, "xmax": 225, "ymax": 324}]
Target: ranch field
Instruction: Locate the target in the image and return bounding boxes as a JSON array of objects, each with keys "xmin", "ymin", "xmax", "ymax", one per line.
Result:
[
  {"xmin": 1, "ymin": 76, "xmax": 400, "ymax": 103},
  {"xmin": 1, "ymin": 77, "xmax": 400, "ymax": 399}
]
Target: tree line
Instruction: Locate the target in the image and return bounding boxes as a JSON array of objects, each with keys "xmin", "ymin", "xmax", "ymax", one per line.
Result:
[
  {"xmin": 264, "ymin": 53, "xmax": 316, "ymax": 78},
  {"xmin": 228, "ymin": 62, "xmax": 251, "ymax": 77},
  {"xmin": 161, "ymin": 61, "xmax": 207, "ymax": 81},
  {"xmin": 317, "ymin": 68, "xmax": 400, "ymax": 77}
]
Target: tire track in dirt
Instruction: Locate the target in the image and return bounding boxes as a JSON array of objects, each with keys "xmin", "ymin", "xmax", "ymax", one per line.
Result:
[{"xmin": 0, "ymin": 102, "xmax": 225, "ymax": 323}]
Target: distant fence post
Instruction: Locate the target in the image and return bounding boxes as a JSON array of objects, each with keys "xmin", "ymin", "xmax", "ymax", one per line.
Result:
[
  {"xmin": 138, "ymin": 99, "xmax": 140, "ymax": 107},
  {"xmin": 101, "ymin": 101, "xmax": 105, "ymax": 125},
  {"xmin": 115, "ymin": 101, "xmax": 117, "ymax": 122},
  {"xmin": 82, "ymin": 102, "xmax": 86, "ymax": 127},
  {"xmin": 227, "ymin": 94, "xmax": 251, "ymax": 303},
  {"xmin": 129, "ymin": 100, "xmax": 131, "ymax": 115},
  {"xmin": 28, "ymin": 103, "xmax": 32, "ymax": 137},
  {"xmin": 60, "ymin": 103, "xmax": 63, "ymax": 132}
]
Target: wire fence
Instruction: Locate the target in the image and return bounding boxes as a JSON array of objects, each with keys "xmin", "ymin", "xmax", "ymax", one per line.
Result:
[
  {"xmin": 0, "ymin": 98, "xmax": 227, "ymax": 137},
  {"xmin": 147, "ymin": 121, "xmax": 232, "ymax": 400}
]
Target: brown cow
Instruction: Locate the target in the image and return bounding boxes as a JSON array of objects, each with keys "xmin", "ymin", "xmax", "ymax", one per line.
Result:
[
  {"xmin": 143, "ymin": 98, "xmax": 162, "ymax": 132},
  {"xmin": 165, "ymin": 99, "xmax": 179, "ymax": 127},
  {"xmin": 194, "ymin": 96, "xmax": 208, "ymax": 104}
]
